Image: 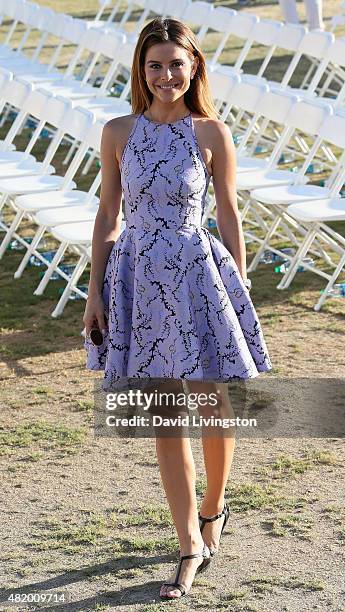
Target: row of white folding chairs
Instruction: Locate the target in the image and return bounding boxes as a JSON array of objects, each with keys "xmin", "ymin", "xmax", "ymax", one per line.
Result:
[
  {"xmin": 0, "ymin": 2, "xmax": 135, "ymax": 104},
  {"xmin": 0, "ymin": 67, "xmax": 341, "ymax": 244},
  {"xmin": 2, "ymin": 0, "xmax": 345, "ymax": 139},
  {"xmin": 74, "ymin": 0, "xmax": 345, "ymax": 101},
  {"xmin": 2, "ymin": 15, "xmax": 345, "ymax": 187},
  {"xmin": 1, "ymin": 0, "xmax": 343, "ymax": 103},
  {"xmin": 0, "ymin": 60, "xmax": 342, "ymax": 201},
  {"xmin": 0, "ymin": 65, "xmax": 132, "ymax": 316},
  {"xmin": 0, "ymin": 71, "xmax": 274, "ymax": 308}
]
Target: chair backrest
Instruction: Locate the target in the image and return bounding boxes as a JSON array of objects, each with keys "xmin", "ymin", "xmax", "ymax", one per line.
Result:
[
  {"xmin": 162, "ymin": 0, "xmax": 191, "ymax": 19},
  {"xmin": 116, "ymin": 35, "xmax": 136, "ymax": 66},
  {"xmin": 79, "ymin": 26, "xmax": 103, "ymax": 54},
  {"xmin": 65, "ymin": 16, "xmax": 88, "ymax": 45},
  {"xmin": 316, "ymin": 111, "xmax": 345, "ymax": 194},
  {"xmin": 230, "ymin": 78, "xmax": 270, "ymax": 114},
  {"xmin": 18, "ymin": 1, "xmax": 39, "ymax": 27},
  {"xmin": 256, "ymin": 89, "xmax": 300, "ymax": 124},
  {"xmin": 34, "ymin": 6, "xmax": 55, "ymax": 32},
  {"xmin": 299, "ymin": 30, "xmax": 335, "ymax": 60},
  {"xmin": 59, "ymin": 106, "xmax": 95, "ymax": 142},
  {"xmin": 319, "ymin": 112, "xmax": 345, "ymax": 149},
  {"xmin": 45, "ymin": 13, "xmax": 74, "ymax": 40},
  {"xmin": 0, "ymin": 0, "xmax": 8, "ymax": 15},
  {"xmin": 208, "ymin": 70, "xmax": 240, "ymax": 103},
  {"xmin": 97, "ymin": 29, "xmax": 124, "ymax": 59},
  {"xmin": 208, "ymin": 6, "xmax": 237, "ymax": 33},
  {"xmin": 2, "ymin": 77, "xmax": 33, "ymax": 109},
  {"xmin": 285, "ymin": 98, "xmax": 333, "ymax": 134},
  {"xmin": 250, "ymin": 19, "xmax": 283, "ymax": 47},
  {"xmin": 277, "ymin": 23, "xmax": 307, "ymax": 52},
  {"xmin": 3, "ymin": 0, "xmax": 22, "ymax": 20},
  {"xmin": 41, "ymin": 95, "xmax": 73, "ymax": 128},
  {"xmin": 21, "ymin": 86, "xmax": 55, "ymax": 117},
  {"xmin": 226, "ymin": 11, "xmax": 258, "ymax": 39},
  {"xmin": 0, "ymin": 69, "xmax": 13, "ymax": 97},
  {"xmin": 326, "ymin": 38, "xmax": 345, "ymax": 68},
  {"xmin": 181, "ymin": 1, "xmax": 214, "ymax": 35}
]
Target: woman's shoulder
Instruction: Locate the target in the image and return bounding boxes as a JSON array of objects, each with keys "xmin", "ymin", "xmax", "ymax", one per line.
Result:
[
  {"xmin": 104, "ymin": 113, "xmax": 139, "ymax": 134},
  {"xmin": 192, "ymin": 115, "xmax": 231, "ymax": 137},
  {"xmin": 192, "ymin": 115, "xmax": 233, "ymax": 150}
]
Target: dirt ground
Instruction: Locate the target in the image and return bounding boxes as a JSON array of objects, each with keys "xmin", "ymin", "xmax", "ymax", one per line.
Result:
[
  {"xmin": 1, "ymin": 289, "xmax": 345, "ymax": 611},
  {"xmin": 1, "ymin": 0, "xmax": 345, "ymax": 610}
]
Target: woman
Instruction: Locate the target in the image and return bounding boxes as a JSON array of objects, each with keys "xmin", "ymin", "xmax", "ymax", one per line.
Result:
[{"xmin": 83, "ymin": 17, "xmax": 272, "ymax": 600}]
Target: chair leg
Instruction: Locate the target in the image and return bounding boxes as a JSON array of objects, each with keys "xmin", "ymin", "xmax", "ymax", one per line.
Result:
[
  {"xmin": 276, "ymin": 226, "xmax": 318, "ymax": 290},
  {"xmin": 247, "ymin": 212, "xmax": 282, "ymax": 273},
  {"xmin": 51, "ymin": 253, "xmax": 88, "ymax": 318},
  {"xmin": 14, "ymin": 225, "xmax": 46, "ymax": 279},
  {"xmin": 314, "ymin": 251, "xmax": 345, "ymax": 312},
  {"xmin": 33, "ymin": 242, "xmax": 67, "ymax": 296},
  {"xmin": 0, "ymin": 208, "xmax": 25, "ymax": 260}
]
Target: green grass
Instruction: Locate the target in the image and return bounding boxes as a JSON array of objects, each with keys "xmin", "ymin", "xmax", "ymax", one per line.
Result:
[
  {"xmin": 73, "ymin": 399, "xmax": 94, "ymax": 412},
  {"xmin": 262, "ymin": 512, "xmax": 314, "ymax": 540},
  {"xmin": 254, "ymin": 449, "xmax": 339, "ymax": 481},
  {"xmin": 0, "ymin": 421, "xmax": 87, "ymax": 456},
  {"xmin": 111, "ymin": 504, "xmax": 173, "ymax": 528},
  {"xmin": 117, "ymin": 535, "xmax": 178, "ymax": 554},
  {"xmin": 322, "ymin": 504, "xmax": 345, "ymax": 541},
  {"xmin": 243, "ymin": 575, "xmax": 325, "ymax": 593},
  {"xmin": 28, "ymin": 514, "xmax": 109, "ymax": 552},
  {"xmin": 225, "ymin": 482, "xmax": 307, "ymax": 513}
]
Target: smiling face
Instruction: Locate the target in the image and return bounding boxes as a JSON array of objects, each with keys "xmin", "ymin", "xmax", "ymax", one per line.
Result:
[{"xmin": 143, "ymin": 41, "xmax": 198, "ymax": 104}]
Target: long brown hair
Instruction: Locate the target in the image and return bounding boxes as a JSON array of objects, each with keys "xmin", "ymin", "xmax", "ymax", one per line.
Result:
[{"xmin": 130, "ymin": 18, "xmax": 218, "ymax": 119}]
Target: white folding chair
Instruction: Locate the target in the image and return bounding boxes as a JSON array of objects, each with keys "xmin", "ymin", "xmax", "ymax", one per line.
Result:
[
  {"xmin": 242, "ymin": 27, "xmax": 334, "ymax": 100},
  {"xmin": 285, "ymin": 198, "xmax": 345, "ymax": 311},
  {"xmin": 0, "ymin": 9, "xmax": 87, "ymax": 83},
  {"xmin": 0, "ymin": 0, "xmax": 29, "ymax": 58}
]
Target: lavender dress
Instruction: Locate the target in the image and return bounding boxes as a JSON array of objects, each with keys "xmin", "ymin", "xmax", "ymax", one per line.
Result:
[{"xmin": 84, "ymin": 112, "xmax": 272, "ymax": 392}]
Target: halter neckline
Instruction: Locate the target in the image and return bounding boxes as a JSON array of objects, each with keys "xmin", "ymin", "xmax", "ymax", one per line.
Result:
[{"xmin": 141, "ymin": 111, "xmax": 192, "ymax": 126}]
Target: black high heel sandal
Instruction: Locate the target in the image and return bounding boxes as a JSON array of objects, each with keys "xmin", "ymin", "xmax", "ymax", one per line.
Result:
[
  {"xmin": 160, "ymin": 542, "xmax": 211, "ymax": 600},
  {"xmin": 198, "ymin": 503, "xmax": 230, "ymax": 557}
]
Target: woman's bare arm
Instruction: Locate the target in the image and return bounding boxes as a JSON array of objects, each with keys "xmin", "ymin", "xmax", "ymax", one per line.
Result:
[
  {"xmin": 210, "ymin": 120, "xmax": 247, "ymax": 281},
  {"xmin": 83, "ymin": 119, "xmax": 124, "ymax": 334}
]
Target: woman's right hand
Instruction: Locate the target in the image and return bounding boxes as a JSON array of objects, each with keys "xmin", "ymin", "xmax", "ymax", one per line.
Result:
[{"xmin": 83, "ymin": 293, "xmax": 108, "ymax": 338}]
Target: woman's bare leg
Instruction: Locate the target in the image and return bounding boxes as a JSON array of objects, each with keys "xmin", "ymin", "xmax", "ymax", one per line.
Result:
[
  {"xmin": 146, "ymin": 379, "xmax": 206, "ymax": 598},
  {"xmin": 186, "ymin": 380, "xmax": 236, "ymax": 554}
]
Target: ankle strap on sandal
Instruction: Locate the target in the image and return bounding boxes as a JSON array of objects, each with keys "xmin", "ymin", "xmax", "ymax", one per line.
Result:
[
  {"xmin": 179, "ymin": 543, "xmax": 209, "ymax": 561},
  {"xmin": 199, "ymin": 503, "xmax": 229, "ymax": 524}
]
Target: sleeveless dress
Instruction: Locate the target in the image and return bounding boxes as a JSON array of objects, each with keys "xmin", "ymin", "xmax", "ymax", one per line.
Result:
[{"xmin": 84, "ymin": 112, "xmax": 272, "ymax": 392}]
